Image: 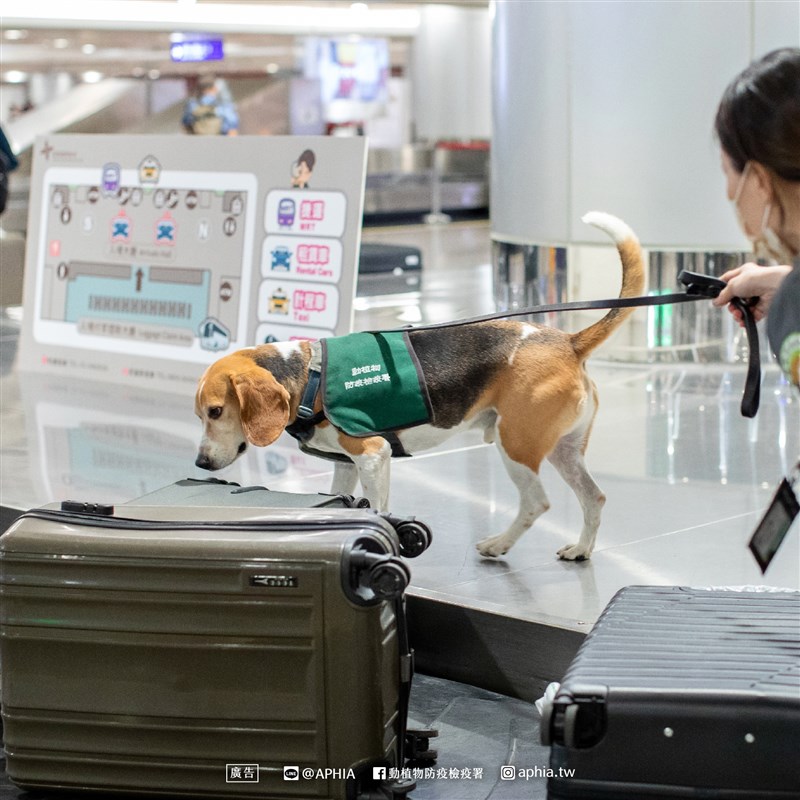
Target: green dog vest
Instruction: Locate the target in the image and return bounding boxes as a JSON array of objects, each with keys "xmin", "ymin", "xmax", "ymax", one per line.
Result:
[{"xmin": 321, "ymin": 331, "xmax": 432, "ymax": 437}]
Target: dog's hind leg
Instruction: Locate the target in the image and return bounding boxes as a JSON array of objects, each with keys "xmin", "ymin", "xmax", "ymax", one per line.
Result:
[
  {"xmin": 476, "ymin": 445, "xmax": 550, "ymax": 558},
  {"xmin": 547, "ymin": 432, "xmax": 605, "ymax": 561},
  {"xmin": 477, "ymin": 376, "xmax": 587, "ymax": 558},
  {"xmin": 330, "ymin": 461, "xmax": 359, "ymax": 496}
]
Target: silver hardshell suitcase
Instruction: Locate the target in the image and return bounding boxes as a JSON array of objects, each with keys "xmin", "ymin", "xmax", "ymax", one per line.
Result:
[{"xmin": 1, "ymin": 498, "xmax": 429, "ymax": 799}]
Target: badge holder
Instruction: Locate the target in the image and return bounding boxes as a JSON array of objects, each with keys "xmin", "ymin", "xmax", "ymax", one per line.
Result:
[{"xmin": 749, "ymin": 461, "xmax": 800, "ymax": 573}]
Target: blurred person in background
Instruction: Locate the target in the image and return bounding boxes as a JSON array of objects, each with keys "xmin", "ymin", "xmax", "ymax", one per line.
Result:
[{"xmin": 182, "ymin": 75, "xmax": 239, "ymax": 136}]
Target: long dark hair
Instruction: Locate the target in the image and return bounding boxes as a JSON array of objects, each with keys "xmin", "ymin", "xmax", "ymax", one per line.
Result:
[{"xmin": 715, "ymin": 47, "xmax": 800, "ymax": 181}]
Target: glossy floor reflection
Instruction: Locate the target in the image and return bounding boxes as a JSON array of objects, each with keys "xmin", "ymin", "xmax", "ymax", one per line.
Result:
[{"xmin": 2, "ymin": 220, "xmax": 799, "ymax": 641}]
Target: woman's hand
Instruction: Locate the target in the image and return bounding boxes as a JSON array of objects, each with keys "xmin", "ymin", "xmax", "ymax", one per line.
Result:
[{"xmin": 712, "ymin": 262, "xmax": 792, "ymax": 326}]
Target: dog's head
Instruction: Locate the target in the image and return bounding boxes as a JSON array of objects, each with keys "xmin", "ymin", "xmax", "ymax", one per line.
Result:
[{"xmin": 194, "ymin": 351, "xmax": 290, "ymax": 471}]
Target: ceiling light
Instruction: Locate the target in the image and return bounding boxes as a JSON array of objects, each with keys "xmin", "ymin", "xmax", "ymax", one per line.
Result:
[
  {"xmin": 53, "ymin": 37, "xmax": 70, "ymax": 48},
  {"xmin": 4, "ymin": 29, "xmax": 29, "ymax": 40},
  {"xmin": 81, "ymin": 70, "xmax": 104, "ymax": 83},
  {"xmin": 3, "ymin": 70, "xmax": 29, "ymax": 83},
  {"xmin": 266, "ymin": 62, "xmax": 280, "ymax": 74},
  {"xmin": 81, "ymin": 43, "xmax": 97, "ymax": 54},
  {"xmin": 350, "ymin": 2, "xmax": 368, "ymax": 11},
  {"xmin": 148, "ymin": 68, "xmax": 161, "ymax": 80},
  {"xmin": 4, "ymin": 3, "xmax": 420, "ymax": 35}
]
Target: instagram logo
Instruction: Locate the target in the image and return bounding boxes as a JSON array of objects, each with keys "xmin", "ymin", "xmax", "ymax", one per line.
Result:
[{"xmin": 500, "ymin": 766, "xmax": 516, "ymax": 780}]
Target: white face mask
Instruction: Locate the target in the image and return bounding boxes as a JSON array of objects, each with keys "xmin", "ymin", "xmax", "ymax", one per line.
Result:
[{"xmin": 731, "ymin": 161, "xmax": 792, "ymax": 264}]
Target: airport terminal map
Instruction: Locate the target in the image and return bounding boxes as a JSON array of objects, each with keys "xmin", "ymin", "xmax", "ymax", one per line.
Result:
[{"xmin": 19, "ymin": 135, "xmax": 367, "ymax": 389}]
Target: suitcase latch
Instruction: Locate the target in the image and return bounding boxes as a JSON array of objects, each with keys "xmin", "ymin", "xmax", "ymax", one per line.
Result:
[{"xmin": 60, "ymin": 500, "xmax": 115, "ymax": 516}]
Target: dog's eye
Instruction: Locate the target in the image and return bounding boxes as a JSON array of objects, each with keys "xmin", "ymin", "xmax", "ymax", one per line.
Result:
[{"xmin": 208, "ymin": 406, "xmax": 223, "ymax": 420}]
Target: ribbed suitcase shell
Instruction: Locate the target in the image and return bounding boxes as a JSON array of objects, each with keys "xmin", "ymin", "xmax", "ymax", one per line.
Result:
[
  {"xmin": 1, "ymin": 503, "xmax": 409, "ymax": 799},
  {"xmin": 545, "ymin": 586, "xmax": 800, "ymax": 799}
]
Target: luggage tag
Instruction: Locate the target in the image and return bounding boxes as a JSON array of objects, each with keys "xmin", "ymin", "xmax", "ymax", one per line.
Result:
[{"xmin": 749, "ymin": 461, "xmax": 800, "ymax": 573}]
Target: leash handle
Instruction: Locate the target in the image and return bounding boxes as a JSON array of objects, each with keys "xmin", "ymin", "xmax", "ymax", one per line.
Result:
[
  {"xmin": 677, "ymin": 270, "xmax": 760, "ymax": 417},
  {"xmin": 734, "ymin": 296, "xmax": 761, "ymax": 418},
  {"xmin": 678, "ymin": 269, "xmax": 727, "ymax": 298}
]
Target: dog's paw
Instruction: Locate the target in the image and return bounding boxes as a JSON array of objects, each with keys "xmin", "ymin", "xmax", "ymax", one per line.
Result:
[
  {"xmin": 557, "ymin": 543, "xmax": 591, "ymax": 561},
  {"xmin": 476, "ymin": 535, "xmax": 510, "ymax": 558}
]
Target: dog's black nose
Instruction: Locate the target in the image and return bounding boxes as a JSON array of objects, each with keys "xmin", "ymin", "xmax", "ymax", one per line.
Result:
[{"xmin": 195, "ymin": 454, "xmax": 212, "ymax": 470}]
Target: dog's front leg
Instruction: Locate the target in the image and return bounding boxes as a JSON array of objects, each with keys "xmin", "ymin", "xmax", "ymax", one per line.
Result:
[{"xmin": 343, "ymin": 436, "xmax": 392, "ymax": 511}]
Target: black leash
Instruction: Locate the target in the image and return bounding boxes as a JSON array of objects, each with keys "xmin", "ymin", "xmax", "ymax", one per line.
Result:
[
  {"xmin": 679, "ymin": 270, "xmax": 760, "ymax": 418},
  {"xmin": 288, "ymin": 270, "xmax": 759, "ymax": 449},
  {"xmin": 368, "ymin": 290, "xmax": 699, "ymax": 332},
  {"xmin": 366, "ymin": 269, "xmax": 761, "ymax": 418}
]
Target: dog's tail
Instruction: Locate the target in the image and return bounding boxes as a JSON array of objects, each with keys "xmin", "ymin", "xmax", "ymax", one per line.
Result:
[{"xmin": 570, "ymin": 211, "xmax": 646, "ymax": 361}]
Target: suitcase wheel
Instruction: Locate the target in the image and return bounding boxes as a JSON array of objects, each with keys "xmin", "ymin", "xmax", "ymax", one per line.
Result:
[
  {"xmin": 546, "ymin": 696, "xmax": 607, "ymax": 749},
  {"xmin": 346, "ymin": 544, "xmax": 411, "ymax": 604},
  {"xmin": 395, "ymin": 520, "xmax": 432, "ymax": 558},
  {"xmin": 405, "ymin": 728, "xmax": 439, "ymax": 765},
  {"xmin": 342, "ymin": 494, "xmax": 372, "ymax": 509},
  {"xmin": 367, "ymin": 558, "xmax": 411, "ymax": 601}
]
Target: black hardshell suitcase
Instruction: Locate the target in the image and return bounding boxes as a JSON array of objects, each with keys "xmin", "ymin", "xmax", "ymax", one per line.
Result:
[
  {"xmin": 541, "ymin": 586, "xmax": 800, "ymax": 799},
  {"xmin": 0, "ymin": 484, "xmax": 432, "ymax": 799},
  {"xmin": 357, "ymin": 244, "xmax": 422, "ymax": 296}
]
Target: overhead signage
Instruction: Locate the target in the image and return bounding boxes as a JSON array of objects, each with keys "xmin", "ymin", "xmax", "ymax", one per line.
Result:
[{"xmin": 170, "ymin": 38, "xmax": 224, "ymax": 63}]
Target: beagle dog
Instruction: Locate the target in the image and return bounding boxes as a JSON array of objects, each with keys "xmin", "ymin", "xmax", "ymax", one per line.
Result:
[{"xmin": 195, "ymin": 212, "xmax": 644, "ymax": 560}]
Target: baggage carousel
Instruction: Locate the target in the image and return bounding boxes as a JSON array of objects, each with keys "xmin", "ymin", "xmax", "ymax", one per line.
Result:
[{"xmin": 1, "ymin": 223, "xmax": 798, "ymax": 790}]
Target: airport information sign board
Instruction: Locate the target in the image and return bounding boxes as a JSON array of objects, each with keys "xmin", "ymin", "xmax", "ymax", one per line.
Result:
[{"xmin": 19, "ymin": 134, "xmax": 367, "ymax": 390}]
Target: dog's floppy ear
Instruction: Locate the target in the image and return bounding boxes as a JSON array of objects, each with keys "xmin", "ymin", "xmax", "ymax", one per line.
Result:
[{"xmin": 231, "ymin": 368, "xmax": 290, "ymax": 447}]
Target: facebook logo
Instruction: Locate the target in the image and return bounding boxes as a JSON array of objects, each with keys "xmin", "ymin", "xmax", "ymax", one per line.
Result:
[{"xmin": 373, "ymin": 766, "xmax": 387, "ymax": 780}]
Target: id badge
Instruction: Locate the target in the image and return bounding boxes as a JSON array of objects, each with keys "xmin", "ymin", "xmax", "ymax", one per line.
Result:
[{"xmin": 749, "ymin": 463, "xmax": 800, "ymax": 573}]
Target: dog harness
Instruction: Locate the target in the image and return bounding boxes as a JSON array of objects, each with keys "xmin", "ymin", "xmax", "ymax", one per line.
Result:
[
  {"xmin": 286, "ymin": 333, "xmax": 433, "ymax": 461},
  {"xmin": 284, "ymin": 269, "xmax": 763, "ymax": 464}
]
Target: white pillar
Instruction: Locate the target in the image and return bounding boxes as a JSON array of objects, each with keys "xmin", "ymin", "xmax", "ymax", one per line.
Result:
[{"xmin": 411, "ymin": 4, "xmax": 491, "ymax": 141}]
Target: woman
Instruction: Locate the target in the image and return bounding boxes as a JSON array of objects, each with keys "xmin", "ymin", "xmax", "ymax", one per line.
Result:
[{"xmin": 712, "ymin": 47, "xmax": 800, "ymax": 384}]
